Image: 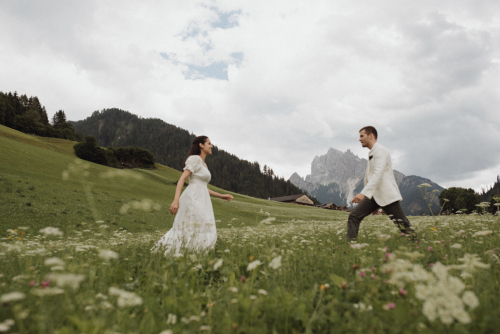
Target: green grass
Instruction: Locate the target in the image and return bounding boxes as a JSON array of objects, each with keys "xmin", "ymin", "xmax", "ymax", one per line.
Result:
[{"xmin": 1, "ymin": 124, "xmax": 499, "ymax": 333}]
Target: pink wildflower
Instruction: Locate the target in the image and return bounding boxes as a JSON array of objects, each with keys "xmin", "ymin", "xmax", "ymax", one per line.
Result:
[
  {"xmin": 399, "ymin": 288, "xmax": 407, "ymax": 296},
  {"xmin": 371, "ymin": 274, "xmax": 376, "ymax": 280},
  {"xmin": 384, "ymin": 303, "xmax": 396, "ymax": 310},
  {"xmin": 427, "ymin": 246, "xmax": 432, "ymax": 252},
  {"xmin": 359, "ymin": 272, "xmax": 366, "ymax": 278}
]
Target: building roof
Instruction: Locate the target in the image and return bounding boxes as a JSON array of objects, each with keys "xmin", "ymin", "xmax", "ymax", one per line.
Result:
[{"xmin": 270, "ymin": 194, "xmax": 307, "ymax": 202}]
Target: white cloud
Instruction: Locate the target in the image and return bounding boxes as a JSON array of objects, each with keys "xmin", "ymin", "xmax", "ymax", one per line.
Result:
[{"xmin": 1, "ymin": 0, "xmax": 499, "ymax": 189}]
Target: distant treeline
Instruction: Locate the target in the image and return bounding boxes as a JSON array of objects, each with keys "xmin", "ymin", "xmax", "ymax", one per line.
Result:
[
  {"xmin": 0, "ymin": 91, "xmax": 83, "ymax": 141},
  {"xmin": 72, "ymin": 108, "xmax": 318, "ymax": 202},
  {"xmin": 74, "ymin": 136, "xmax": 155, "ymax": 169},
  {"xmin": 480, "ymin": 175, "xmax": 500, "ymax": 214}
]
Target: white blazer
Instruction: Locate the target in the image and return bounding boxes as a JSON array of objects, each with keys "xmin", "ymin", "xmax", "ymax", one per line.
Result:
[{"xmin": 361, "ymin": 142, "xmax": 402, "ymax": 207}]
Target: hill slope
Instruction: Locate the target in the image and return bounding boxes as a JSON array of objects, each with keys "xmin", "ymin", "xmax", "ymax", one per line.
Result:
[
  {"xmin": 0, "ymin": 124, "xmax": 344, "ymax": 236},
  {"xmin": 71, "ymin": 108, "xmax": 316, "ymax": 202}
]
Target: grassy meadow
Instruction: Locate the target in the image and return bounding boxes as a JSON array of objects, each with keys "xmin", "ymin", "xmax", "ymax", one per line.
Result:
[{"xmin": 1, "ymin": 124, "xmax": 500, "ymax": 333}]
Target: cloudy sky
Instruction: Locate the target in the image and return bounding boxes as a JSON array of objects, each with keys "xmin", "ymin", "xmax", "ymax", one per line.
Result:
[{"xmin": 1, "ymin": 0, "xmax": 499, "ymax": 191}]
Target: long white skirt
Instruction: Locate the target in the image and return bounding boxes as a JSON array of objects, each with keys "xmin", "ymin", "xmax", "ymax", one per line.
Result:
[{"xmin": 152, "ymin": 182, "xmax": 217, "ymax": 255}]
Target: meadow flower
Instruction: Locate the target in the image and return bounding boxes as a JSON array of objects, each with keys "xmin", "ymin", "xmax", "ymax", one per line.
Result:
[
  {"xmin": 268, "ymin": 256, "xmax": 282, "ymax": 270},
  {"xmin": 30, "ymin": 287, "xmax": 64, "ymax": 296},
  {"xmin": 39, "ymin": 227, "xmax": 63, "ymax": 236},
  {"xmin": 249, "ymin": 295, "xmax": 257, "ymax": 300},
  {"xmin": 461, "ymin": 291, "xmax": 479, "ymax": 309},
  {"xmin": 213, "ymin": 259, "xmax": 223, "ymax": 270},
  {"xmin": 159, "ymin": 330, "xmax": 173, "ymax": 334},
  {"xmin": 109, "ymin": 287, "xmax": 143, "ymax": 308},
  {"xmin": 231, "ymin": 299, "xmax": 238, "ymax": 304},
  {"xmin": 98, "ymin": 249, "xmax": 119, "ymax": 260},
  {"xmin": 258, "ymin": 289, "xmax": 268, "ymax": 295},
  {"xmin": 200, "ymin": 326, "xmax": 210, "ymax": 331},
  {"xmin": 353, "ymin": 303, "xmax": 373, "ymax": 312},
  {"xmin": 0, "ymin": 319, "xmax": 15, "ymax": 332},
  {"xmin": 228, "ymin": 287, "xmax": 238, "ymax": 293},
  {"xmin": 451, "ymin": 243, "xmax": 462, "ymax": 249},
  {"xmin": 241, "ymin": 276, "xmax": 246, "ymax": 283},
  {"xmin": 399, "ymin": 288, "xmax": 407, "ymax": 296},
  {"xmin": 0, "ymin": 291, "xmax": 26, "ymax": 303},
  {"xmin": 247, "ymin": 260, "xmax": 262, "ymax": 271},
  {"xmin": 191, "ymin": 264, "xmax": 203, "ymax": 271},
  {"xmin": 473, "ymin": 230, "xmax": 492, "ymax": 237},
  {"xmin": 166, "ymin": 313, "xmax": 177, "ymax": 325},
  {"xmin": 350, "ymin": 243, "xmax": 369, "ymax": 249},
  {"xmin": 427, "ymin": 246, "xmax": 432, "ymax": 252},
  {"xmin": 47, "ymin": 274, "xmax": 85, "ymax": 290},
  {"xmin": 359, "ymin": 272, "xmax": 366, "ymax": 277},
  {"xmin": 383, "ymin": 303, "xmax": 396, "ymax": 310},
  {"xmin": 453, "ymin": 254, "xmax": 490, "ymax": 278}
]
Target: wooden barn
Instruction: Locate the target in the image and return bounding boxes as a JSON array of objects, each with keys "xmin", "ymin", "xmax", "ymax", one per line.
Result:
[
  {"xmin": 270, "ymin": 194, "xmax": 314, "ymax": 206},
  {"xmin": 320, "ymin": 203, "xmax": 338, "ymax": 210}
]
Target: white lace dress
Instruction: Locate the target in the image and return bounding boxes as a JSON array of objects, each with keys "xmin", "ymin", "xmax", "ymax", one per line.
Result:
[{"xmin": 152, "ymin": 155, "xmax": 217, "ymax": 255}]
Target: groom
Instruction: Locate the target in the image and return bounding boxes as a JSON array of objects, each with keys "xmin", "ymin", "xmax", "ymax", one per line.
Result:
[{"xmin": 347, "ymin": 126, "xmax": 417, "ymax": 241}]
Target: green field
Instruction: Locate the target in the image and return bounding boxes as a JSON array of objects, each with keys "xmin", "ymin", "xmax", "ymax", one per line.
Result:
[
  {"xmin": 0, "ymin": 124, "xmax": 344, "ymax": 236},
  {"xmin": 1, "ymin": 124, "xmax": 499, "ymax": 333}
]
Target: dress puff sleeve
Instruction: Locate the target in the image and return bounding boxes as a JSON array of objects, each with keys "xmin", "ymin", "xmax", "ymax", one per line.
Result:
[{"xmin": 184, "ymin": 155, "xmax": 202, "ymax": 174}]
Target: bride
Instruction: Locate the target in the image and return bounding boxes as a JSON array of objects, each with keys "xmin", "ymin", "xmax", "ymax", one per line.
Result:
[{"xmin": 152, "ymin": 136, "xmax": 233, "ymax": 255}]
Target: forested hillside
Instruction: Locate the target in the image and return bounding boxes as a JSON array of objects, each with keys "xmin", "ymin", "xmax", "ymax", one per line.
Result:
[
  {"xmin": 72, "ymin": 109, "xmax": 317, "ymax": 202},
  {"xmin": 0, "ymin": 91, "xmax": 83, "ymax": 141}
]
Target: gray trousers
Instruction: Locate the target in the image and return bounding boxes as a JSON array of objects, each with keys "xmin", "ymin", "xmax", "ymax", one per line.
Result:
[{"xmin": 346, "ymin": 197, "xmax": 416, "ymax": 240}]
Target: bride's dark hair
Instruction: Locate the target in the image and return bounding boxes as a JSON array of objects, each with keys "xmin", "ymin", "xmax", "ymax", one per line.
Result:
[{"xmin": 186, "ymin": 136, "xmax": 208, "ymax": 161}]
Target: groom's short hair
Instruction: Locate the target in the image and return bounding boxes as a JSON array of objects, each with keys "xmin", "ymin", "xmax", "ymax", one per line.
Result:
[{"xmin": 360, "ymin": 126, "xmax": 377, "ymax": 139}]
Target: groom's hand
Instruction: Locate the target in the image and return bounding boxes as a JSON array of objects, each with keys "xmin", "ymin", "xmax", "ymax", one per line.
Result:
[{"xmin": 352, "ymin": 193, "xmax": 365, "ymax": 203}]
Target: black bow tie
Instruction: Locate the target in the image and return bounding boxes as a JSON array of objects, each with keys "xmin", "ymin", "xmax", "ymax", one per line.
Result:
[{"xmin": 369, "ymin": 155, "xmax": 373, "ymax": 161}]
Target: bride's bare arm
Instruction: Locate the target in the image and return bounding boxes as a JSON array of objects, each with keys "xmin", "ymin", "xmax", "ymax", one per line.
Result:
[
  {"xmin": 169, "ymin": 170, "xmax": 192, "ymax": 215},
  {"xmin": 208, "ymin": 189, "xmax": 234, "ymax": 202}
]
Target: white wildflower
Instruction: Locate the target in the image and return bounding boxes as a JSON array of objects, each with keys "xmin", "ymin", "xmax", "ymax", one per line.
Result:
[
  {"xmin": 224, "ymin": 249, "xmax": 230, "ymax": 253},
  {"xmin": 47, "ymin": 273, "xmax": 85, "ymax": 290},
  {"xmin": 462, "ymin": 291, "xmax": 479, "ymax": 309},
  {"xmin": 353, "ymin": 302, "xmax": 373, "ymax": 312},
  {"xmin": 258, "ymin": 289, "xmax": 268, "ymax": 295},
  {"xmin": 268, "ymin": 256, "xmax": 282, "ymax": 270},
  {"xmin": 249, "ymin": 295, "xmax": 257, "ymax": 300},
  {"xmin": 247, "ymin": 260, "xmax": 262, "ymax": 271},
  {"xmin": 50, "ymin": 266, "xmax": 65, "ymax": 271},
  {"xmin": 98, "ymin": 249, "xmax": 119, "ymax": 260},
  {"xmin": 191, "ymin": 264, "xmax": 203, "ymax": 271},
  {"xmin": 109, "ymin": 287, "xmax": 143, "ymax": 308},
  {"xmin": 213, "ymin": 259, "xmax": 223, "ymax": 270},
  {"xmin": 450, "ymin": 243, "xmax": 463, "ymax": 249},
  {"xmin": 189, "ymin": 315, "xmax": 201, "ymax": 322},
  {"xmin": 228, "ymin": 287, "xmax": 238, "ymax": 293},
  {"xmin": 350, "ymin": 243, "xmax": 369, "ymax": 249},
  {"xmin": 166, "ymin": 313, "xmax": 177, "ymax": 325},
  {"xmin": 200, "ymin": 325, "xmax": 210, "ymax": 331},
  {"xmin": 473, "ymin": 230, "xmax": 492, "ymax": 237},
  {"xmin": 260, "ymin": 217, "xmax": 276, "ymax": 224},
  {"xmin": 30, "ymin": 287, "xmax": 64, "ymax": 296},
  {"xmin": 39, "ymin": 227, "xmax": 63, "ymax": 236},
  {"xmin": 0, "ymin": 292, "xmax": 26, "ymax": 303},
  {"xmin": 159, "ymin": 330, "xmax": 173, "ymax": 334}
]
